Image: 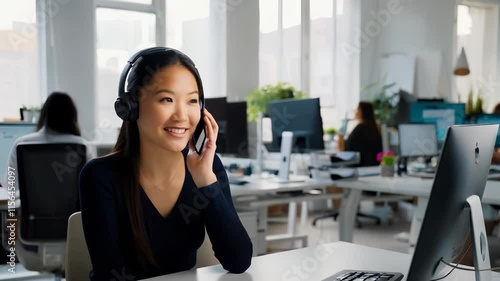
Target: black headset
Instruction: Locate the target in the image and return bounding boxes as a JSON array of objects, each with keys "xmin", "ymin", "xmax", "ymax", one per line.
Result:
[{"xmin": 114, "ymin": 47, "xmax": 205, "ymax": 121}]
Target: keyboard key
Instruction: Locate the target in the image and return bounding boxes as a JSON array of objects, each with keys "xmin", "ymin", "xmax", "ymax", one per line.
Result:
[{"xmin": 324, "ymin": 270, "xmax": 404, "ymax": 281}]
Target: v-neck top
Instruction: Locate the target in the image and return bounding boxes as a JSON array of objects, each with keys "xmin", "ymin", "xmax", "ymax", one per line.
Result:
[{"xmin": 79, "ymin": 149, "xmax": 252, "ymax": 280}]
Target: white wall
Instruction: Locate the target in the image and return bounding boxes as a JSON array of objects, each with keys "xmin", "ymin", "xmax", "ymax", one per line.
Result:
[
  {"xmin": 360, "ymin": 0, "xmax": 456, "ymax": 100},
  {"xmin": 360, "ymin": 0, "xmax": 500, "ymax": 103},
  {"xmin": 42, "ymin": 0, "xmax": 96, "ymax": 138}
]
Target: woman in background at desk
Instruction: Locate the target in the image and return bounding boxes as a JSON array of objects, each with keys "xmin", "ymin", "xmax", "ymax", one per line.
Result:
[
  {"xmin": 6, "ymin": 91, "xmax": 96, "ymax": 193},
  {"xmin": 79, "ymin": 47, "xmax": 252, "ymax": 280},
  {"xmin": 337, "ymin": 102, "xmax": 382, "ymax": 166}
]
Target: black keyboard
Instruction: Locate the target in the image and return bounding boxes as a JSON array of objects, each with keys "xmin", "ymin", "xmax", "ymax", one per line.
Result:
[
  {"xmin": 228, "ymin": 178, "xmax": 248, "ymax": 185},
  {"xmin": 323, "ymin": 270, "xmax": 404, "ymax": 281}
]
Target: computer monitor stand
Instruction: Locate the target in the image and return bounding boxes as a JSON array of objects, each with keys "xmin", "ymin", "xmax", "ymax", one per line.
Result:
[
  {"xmin": 466, "ymin": 195, "xmax": 491, "ymax": 281},
  {"xmin": 273, "ymin": 131, "xmax": 307, "ymax": 183}
]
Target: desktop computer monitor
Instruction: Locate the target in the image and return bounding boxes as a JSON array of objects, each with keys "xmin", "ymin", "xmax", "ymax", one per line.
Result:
[
  {"xmin": 267, "ymin": 98, "xmax": 325, "ymax": 153},
  {"xmin": 0, "ymin": 123, "xmax": 36, "ymax": 185},
  {"xmin": 409, "ymin": 102, "xmax": 466, "ymax": 142},
  {"xmin": 406, "ymin": 124, "xmax": 498, "ymax": 281},
  {"xmin": 398, "ymin": 123, "xmax": 438, "ymax": 157},
  {"xmin": 205, "ymin": 97, "xmax": 249, "ymax": 157},
  {"xmin": 474, "ymin": 114, "xmax": 500, "ymax": 147},
  {"xmin": 394, "ymin": 90, "xmax": 417, "ymax": 125}
]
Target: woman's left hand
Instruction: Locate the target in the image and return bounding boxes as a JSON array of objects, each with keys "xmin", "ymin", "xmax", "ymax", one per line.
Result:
[{"xmin": 187, "ymin": 109, "xmax": 218, "ymax": 187}]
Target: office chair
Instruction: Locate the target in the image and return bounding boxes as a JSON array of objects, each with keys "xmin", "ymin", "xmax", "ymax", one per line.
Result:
[
  {"xmin": 195, "ymin": 227, "xmax": 220, "ymax": 268},
  {"xmin": 16, "ymin": 143, "xmax": 86, "ymax": 280},
  {"xmin": 65, "ymin": 212, "xmax": 92, "ymax": 281},
  {"xmin": 312, "ymin": 152, "xmax": 382, "ymax": 228}
]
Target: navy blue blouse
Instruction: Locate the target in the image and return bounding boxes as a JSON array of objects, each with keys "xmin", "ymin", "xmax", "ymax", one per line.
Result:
[{"xmin": 79, "ymin": 150, "xmax": 252, "ymax": 280}]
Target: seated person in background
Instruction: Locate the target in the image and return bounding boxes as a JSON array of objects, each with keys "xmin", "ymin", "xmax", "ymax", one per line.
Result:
[
  {"xmin": 5, "ymin": 91, "xmax": 96, "ymax": 197},
  {"xmin": 79, "ymin": 48, "xmax": 252, "ymax": 280},
  {"xmin": 337, "ymin": 102, "xmax": 383, "ymax": 166}
]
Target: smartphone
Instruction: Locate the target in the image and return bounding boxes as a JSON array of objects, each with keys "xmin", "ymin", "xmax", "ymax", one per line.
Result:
[{"xmin": 192, "ymin": 111, "xmax": 206, "ymax": 154}]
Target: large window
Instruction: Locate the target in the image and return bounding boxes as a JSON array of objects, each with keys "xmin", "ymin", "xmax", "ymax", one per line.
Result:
[
  {"xmin": 165, "ymin": 0, "xmax": 226, "ymax": 99},
  {"xmin": 456, "ymin": 3, "xmax": 498, "ymax": 111},
  {"xmin": 0, "ymin": 1, "xmax": 40, "ymax": 121},
  {"xmin": 259, "ymin": 0, "xmax": 301, "ymax": 88},
  {"xmin": 95, "ymin": 2, "xmax": 158, "ymax": 128},
  {"xmin": 260, "ymin": 0, "xmax": 354, "ymax": 129}
]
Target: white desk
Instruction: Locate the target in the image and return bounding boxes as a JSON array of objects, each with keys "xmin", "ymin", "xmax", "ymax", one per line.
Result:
[
  {"xmin": 333, "ymin": 176, "xmax": 500, "ymax": 250},
  {"xmin": 142, "ymin": 241, "xmax": 500, "ymax": 281},
  {"xmin": 229, "ymin": 176, "xmax": 340, "ymax": 254}
]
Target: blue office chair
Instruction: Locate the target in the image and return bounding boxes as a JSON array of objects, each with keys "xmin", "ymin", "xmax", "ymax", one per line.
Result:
[{"xmin": 16, "ymin": 143, "xmax": 86, "ymax": 280}]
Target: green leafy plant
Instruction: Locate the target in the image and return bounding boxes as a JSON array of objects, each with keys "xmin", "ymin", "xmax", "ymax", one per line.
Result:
[
  {"xmin": 324, "ymin": 127, "xmax": 337, "ymax": 135},
  {"xmin": 364, "ymin": 79, "xmax": 397, "ymax": 125},
  {"xmin": 466, "ymin": 88, "xmax": 484, "ymax": 114},
  {"xmin": 246, "ymin": 82, "xmax": 307, "ymax": 122},
  {"xmin": 377, "ymin": 151, "xmax": 396, "ymax": 166}
]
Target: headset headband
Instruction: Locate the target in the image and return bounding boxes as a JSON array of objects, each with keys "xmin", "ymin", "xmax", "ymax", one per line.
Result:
[{"xmin": 118, "ymin": 47, "xmax": 200, "ymax": 96}]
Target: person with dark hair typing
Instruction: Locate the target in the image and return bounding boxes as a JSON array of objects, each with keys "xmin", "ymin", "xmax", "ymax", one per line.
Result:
[
  {"xmin": 337, "ymin": 102, "xmax": 383, "ymax": 166},
  {"xmin": 79, "ymin": 47, "xmax": 252, "ymax": 280}
]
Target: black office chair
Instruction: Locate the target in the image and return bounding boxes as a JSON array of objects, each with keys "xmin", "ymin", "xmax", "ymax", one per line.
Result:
[
  {"xmin": 312, "ymin": 153, "xmax": 382, "ymax": 228},
  {"xmin": 16, "ymin": 143, "xmax": 86, "ymax": 279}
]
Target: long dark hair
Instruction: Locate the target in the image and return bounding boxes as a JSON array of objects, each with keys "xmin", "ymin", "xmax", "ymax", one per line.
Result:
[
  {"xmin": 357, "ymin": 102, "xmax": 377, "ymax": 126},
  {"xmin": 112, "ymin": 49, "xmax": 203, "ymax": 268},
  {"xmin": 36, "ymin": 92, "xmax": 81, "ymax": 136}
]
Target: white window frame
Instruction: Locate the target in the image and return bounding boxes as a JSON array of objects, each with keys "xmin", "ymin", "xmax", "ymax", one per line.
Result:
[{"xmin": 95, "ymin": 0, "xmax": 166, "ymax": 46}]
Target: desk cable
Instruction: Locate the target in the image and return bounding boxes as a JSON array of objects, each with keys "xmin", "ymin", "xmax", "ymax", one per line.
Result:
[{"xmin": 430, "ymin": 242, "xmax": 500, "ymax": 280}]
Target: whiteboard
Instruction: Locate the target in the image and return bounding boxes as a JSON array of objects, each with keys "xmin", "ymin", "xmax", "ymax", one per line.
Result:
[{"xmin": 381, "ymin": 53, "xmax": 416, "ymax": 95}]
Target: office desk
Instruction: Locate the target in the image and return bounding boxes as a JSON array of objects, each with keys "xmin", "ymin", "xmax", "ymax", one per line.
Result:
[
  {"xmin": 229, "ymin": 176, "xmax": 340, "ymax": 254},
  {"xmin": 142, "ymin": 241, "xmax": 500, "ymax": 281},
  {"xmin": 333, "ymin": 176, "xmax": 500, "ymax": 251}
]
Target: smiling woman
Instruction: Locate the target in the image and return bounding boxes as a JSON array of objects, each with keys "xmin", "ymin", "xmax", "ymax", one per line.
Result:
[{"xmin": 79, "ymin": 47, "xmax": 252, "ymax": 280}]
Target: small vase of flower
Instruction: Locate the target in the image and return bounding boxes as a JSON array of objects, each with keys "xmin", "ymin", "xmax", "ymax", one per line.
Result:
[{"xmin": 377, "ymin": 151, "xmax": 396, "ymax": 177}]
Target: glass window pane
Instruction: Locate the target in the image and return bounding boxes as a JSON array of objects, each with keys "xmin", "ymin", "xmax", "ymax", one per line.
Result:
[
  {"xmin": 259, "ymin": 0, "xmax": 278, "ymax": 33},
  {"xmin": 259, "ymin": 0, "xmax": 279, "ymax": 86},
  {"xmin": 0, "ymin": 1, "xmax": 40, "ymax": 121},
  {"xmin": 310, "ymin": 0, "xmax": 334, "ymax": 107},
  {"xmin": 166, "ymin": 0, "xmax": 224, "ymax": 99},
  {"xmin": 96, "ymin": 8, "xmax": 155, "ymax": 128},
  {"xmin": 282, "ymin": 0, "xmax": 301, "ymax": 89}
]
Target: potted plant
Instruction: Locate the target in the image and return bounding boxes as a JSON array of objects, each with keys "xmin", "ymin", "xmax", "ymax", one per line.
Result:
[
  {"xmin": 323, "ymin": 127, "xmax": 337, "ymax": 141},
  {"xmin": 21, "ymin": 105, "xmax": 34, "ymax": 122},
  {"xmin": 377, "ymin": 151, "xmax": 396, "ymax": 177},
  {"xmin": 246, "ymin": 82, "xmax": 307, "ymax": 122},
  {"xmin": 370, "ymin": 82, "xmax": 398, "ymax": 126},
  {"xmin": 31, "ymin": 106, "xmax": 42, "ymax": 123}
]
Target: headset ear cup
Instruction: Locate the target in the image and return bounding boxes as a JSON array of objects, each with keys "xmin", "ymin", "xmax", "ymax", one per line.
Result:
[{"xmin": 114, "ymin": 97, "xmax": 131, "ymax": 121}]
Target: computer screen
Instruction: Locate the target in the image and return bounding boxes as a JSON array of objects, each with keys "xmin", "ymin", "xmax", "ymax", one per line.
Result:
[
  {"xmin": 0, "ymin": 123, "xmax": 36, "ymax": 186},
  {"xmin": 205, "ymin": 97, "xmax": 249, "ymax": 157},
  {"xmin": 474, "ymin": 114, "xmax": 500, "ymax": 147},
  {"xmin": 394, "ymin": 90, "xmax": 417, "ymax": 125},
  {"xmin": 398, "ymin": 123, "xmax": 438, "ymax": 157},
  {"xmin": 407, "ymin": 124, "xmax": 497, "ymax": 281},
  {"xmin": 409, "ymin": 102, "xmax": 466, "ymax": 141},
  {"xmin": 267, "ymin": 98, "xmax": 324, "ymax": 153}
]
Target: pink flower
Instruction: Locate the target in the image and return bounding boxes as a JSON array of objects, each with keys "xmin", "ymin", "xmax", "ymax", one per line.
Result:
[{"xmin": 376, "ymin": 152, "xmax": 384, "ymax": 162}]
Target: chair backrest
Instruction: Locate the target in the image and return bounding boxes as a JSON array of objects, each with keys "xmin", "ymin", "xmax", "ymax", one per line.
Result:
[
  {"xmin": 195, "ymin": 228, "xmax": 220, "ymax": 268},
  {"xmin": 17, "ymin": 143, "xmax": 86, "ymax": 243},
  {"xmin": 65, "ymin": 212, "xmax": 92, "ymax": 281}
]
